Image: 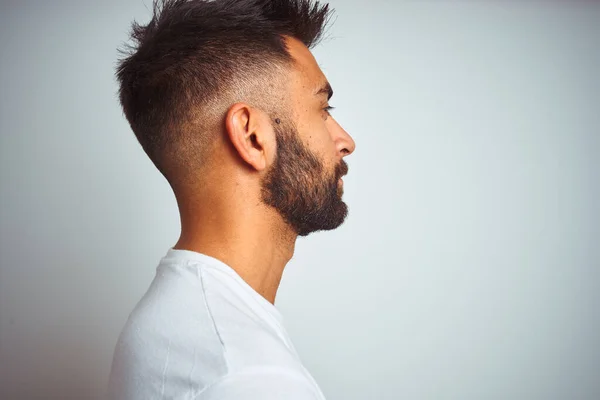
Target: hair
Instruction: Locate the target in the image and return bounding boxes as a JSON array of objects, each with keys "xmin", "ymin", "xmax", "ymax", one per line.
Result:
[{"xmin": 116, "ymin": 0, "xmax": 333, "ymax": 188}]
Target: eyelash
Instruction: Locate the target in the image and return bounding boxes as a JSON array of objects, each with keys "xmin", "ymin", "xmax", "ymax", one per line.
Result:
[{"xmin": 323, "ymin": 105, "xmax": 335, "ymax": 118}]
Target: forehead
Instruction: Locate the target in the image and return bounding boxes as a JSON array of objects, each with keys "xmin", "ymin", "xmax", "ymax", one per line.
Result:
[{"xmin": 284, "ymin": 36, "xmax": 328, "ymax": 94}]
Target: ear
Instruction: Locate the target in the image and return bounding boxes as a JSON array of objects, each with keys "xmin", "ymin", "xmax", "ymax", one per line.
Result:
[{"xmin": 224, "ymin": 102, "xmax": 273, "ymax": 172}]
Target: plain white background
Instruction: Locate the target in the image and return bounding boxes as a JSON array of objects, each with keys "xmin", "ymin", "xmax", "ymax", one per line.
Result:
[{"xmin": 1, "ymin": 1, "xmax": 598, "ymax": 399}]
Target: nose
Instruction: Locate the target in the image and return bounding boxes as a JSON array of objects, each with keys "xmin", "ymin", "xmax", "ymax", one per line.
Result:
[{"xmin": 332, "ymin": 117, "xmax": 356, "ymax": 157}]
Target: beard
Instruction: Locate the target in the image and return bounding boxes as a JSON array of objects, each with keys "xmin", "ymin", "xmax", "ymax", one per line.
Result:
[{"xmin": 260, "ymin": 118, "xmax": 349, "ymax": 237}]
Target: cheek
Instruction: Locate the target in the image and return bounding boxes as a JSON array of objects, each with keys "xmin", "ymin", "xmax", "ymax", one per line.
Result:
[
  {"xmin": 302, "ymin": 116, "xmax": 334, "ymax": 150},
  {"xmin": 294, "ymin": 108, "xmax": 336, "ymax": 167},
  {"xmin": 305, "ymin": 127, "xmax": 335, "ymax": 164}
]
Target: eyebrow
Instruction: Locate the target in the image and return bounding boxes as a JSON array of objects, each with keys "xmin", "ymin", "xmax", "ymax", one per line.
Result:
[{"xmin": 314, "ymin": 81, "xmax": 333, "ymax": 101}]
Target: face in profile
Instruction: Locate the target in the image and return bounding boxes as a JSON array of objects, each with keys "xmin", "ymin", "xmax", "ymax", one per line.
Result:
[{"xmin": 261, "ymin": 117, "xmax": 349, "ymax": 237}]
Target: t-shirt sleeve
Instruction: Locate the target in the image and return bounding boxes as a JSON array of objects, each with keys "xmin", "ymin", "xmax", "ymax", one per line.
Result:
[{"xmin": 195, "ymin": 368, "xmax": 321, "ymax": 400}]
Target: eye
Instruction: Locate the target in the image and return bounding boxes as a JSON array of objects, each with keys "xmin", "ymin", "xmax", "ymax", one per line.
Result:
[{"xmin": 323, "ymin": 105, "xmax": 335, "ymax": 119}]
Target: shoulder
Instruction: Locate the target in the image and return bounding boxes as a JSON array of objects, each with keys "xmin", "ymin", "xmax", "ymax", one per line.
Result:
[
  {"xmin": 108, "ymin": 264, "xmax": 228, "ymax": 398},
  {"xmin": 195, "ymin": 366, "xmax": 321, "ymax": 400}
]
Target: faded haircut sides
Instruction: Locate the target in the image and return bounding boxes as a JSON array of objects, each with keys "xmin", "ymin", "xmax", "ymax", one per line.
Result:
[{"xmin": 116, "ymin": 0, "xmax": 333, "ymax": 188}]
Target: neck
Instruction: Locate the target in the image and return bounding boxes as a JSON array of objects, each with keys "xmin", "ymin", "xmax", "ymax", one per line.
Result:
[{"xmin": 172, "ymin": 189, "xmax": 297, "ymax": 305}]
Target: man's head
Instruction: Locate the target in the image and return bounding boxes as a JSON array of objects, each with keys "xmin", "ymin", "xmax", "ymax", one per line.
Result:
[{"xmin": 117, "ymin": 0, "xmax": 356, "ymax": 237}]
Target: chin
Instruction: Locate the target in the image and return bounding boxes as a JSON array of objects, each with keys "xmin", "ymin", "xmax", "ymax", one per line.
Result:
[{"xmin": 296, "ymin": 204, "xmax": 349, "ymax": 237}]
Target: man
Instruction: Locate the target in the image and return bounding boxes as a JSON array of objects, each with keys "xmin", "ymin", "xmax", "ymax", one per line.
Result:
[{"xmin": 107, "ymin": 0, "xmax": 356, "ymax": 398}]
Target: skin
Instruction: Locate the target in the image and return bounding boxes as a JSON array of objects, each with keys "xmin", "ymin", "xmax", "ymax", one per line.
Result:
[{"xmin": 173, "ymin": 36, "xmax": 356, "ymax": 304}]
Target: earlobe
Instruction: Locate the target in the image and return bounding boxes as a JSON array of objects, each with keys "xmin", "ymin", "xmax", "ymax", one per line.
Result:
[{"xmin": 225, "ymin": 103, "xmax": 268, "ymax": 171}]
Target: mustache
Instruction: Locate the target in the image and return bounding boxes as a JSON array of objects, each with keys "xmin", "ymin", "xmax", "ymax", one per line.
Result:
[{"xmin": 336, "ymin": 160, "xmax": 349, "ymax": 179}]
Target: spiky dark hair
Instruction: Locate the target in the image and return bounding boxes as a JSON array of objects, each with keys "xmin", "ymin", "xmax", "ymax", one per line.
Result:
[{"xmin": 116, "ymin": 0, "xmax": 333, "ymax": 187}]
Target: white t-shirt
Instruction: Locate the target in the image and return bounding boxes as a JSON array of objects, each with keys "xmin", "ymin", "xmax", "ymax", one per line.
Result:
[{"xmin": 107, "ymin": 248, "xmax": 326, "ymax": 400}]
